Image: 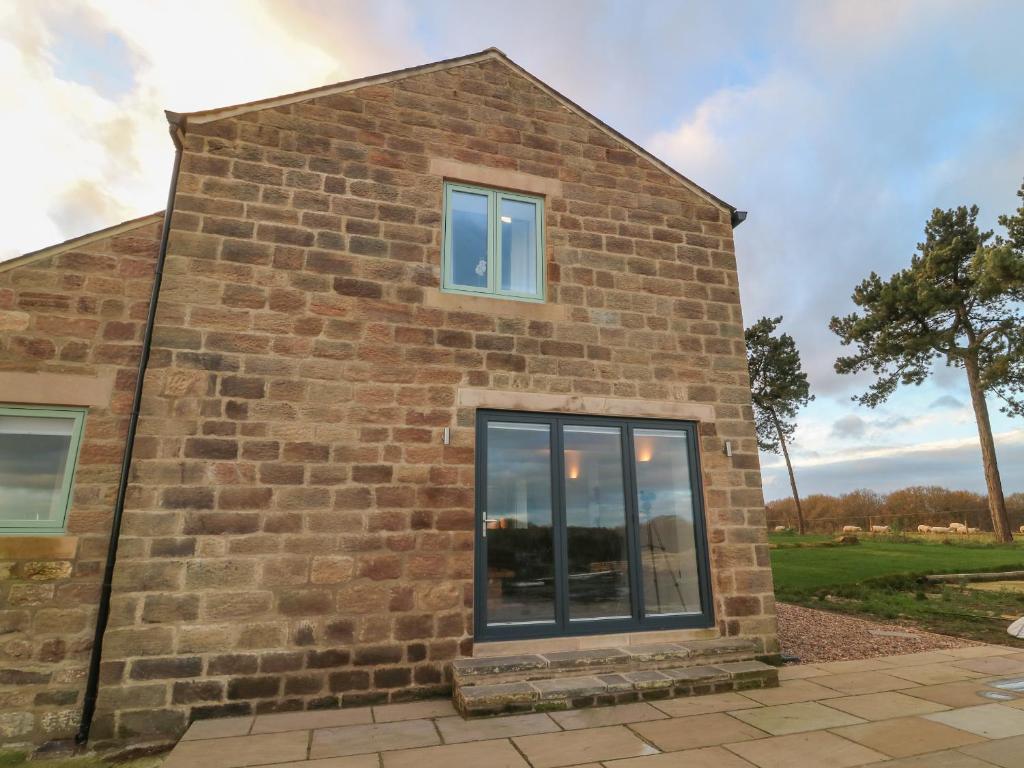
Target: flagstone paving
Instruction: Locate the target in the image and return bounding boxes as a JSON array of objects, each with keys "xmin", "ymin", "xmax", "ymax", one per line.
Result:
[{"xmin": 162, "ymin": 646, "xmax": 1024, "ymax": 768}]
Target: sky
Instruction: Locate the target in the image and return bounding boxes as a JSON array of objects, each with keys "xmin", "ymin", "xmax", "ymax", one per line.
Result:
[{"xmin": 3, "ymin": 0, "xmax": 1023, "ymax": 500}]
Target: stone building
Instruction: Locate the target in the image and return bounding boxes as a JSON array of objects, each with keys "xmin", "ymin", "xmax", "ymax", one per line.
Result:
[{"xmin": 0, "ymin": 49, "xmax": 776, "ymax": 747}]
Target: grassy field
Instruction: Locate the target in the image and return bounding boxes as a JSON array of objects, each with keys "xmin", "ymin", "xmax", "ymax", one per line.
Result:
[{"xmin": 770, "ymin": 532, "xmax": 1024, "ymax": 645}]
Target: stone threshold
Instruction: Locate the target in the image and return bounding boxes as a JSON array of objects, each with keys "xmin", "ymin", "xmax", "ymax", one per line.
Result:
[
  {"xmin": 455, "ymin": 637, "xmax": 759, "ymax": 684},
  {"xmin": 451, "ymin": 638, "xmax": 778, "ymax": 716},
  {"xmin": 455, "ymin": 660, "xmax": 777, "ymax": 717}
]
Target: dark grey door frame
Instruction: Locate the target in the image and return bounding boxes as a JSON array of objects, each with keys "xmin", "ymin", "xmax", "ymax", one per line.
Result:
[{"xmin": 473, "ymin": 409, "xmax": 716, "ymax": 642}]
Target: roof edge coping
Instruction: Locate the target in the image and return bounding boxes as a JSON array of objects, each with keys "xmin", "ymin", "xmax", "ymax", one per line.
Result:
[
  {"xmin": 166, "ymin": 48, "xmax": 735, "ymax": 213},
  {"xmin": 1, "ymin": 212, "xmax": 164, "ymax": 274}
]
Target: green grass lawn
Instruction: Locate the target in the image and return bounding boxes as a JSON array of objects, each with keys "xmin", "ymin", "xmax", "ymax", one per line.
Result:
[{"xmin": 770, "ymin": 533, "xmax": 1024, "ymax": 645}]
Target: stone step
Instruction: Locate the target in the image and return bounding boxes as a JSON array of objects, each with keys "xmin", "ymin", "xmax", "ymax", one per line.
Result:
[
  {"xmin": 453, "ymin": 638, "xmax": 759, "ymax": 686},
  {"xmin": 453, "ymin": 659, "xmax": 778, "ymax": 717}
]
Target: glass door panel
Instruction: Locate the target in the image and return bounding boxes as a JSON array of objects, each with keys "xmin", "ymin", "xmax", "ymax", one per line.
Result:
[
  {"xmin": 633, "ymin": 429, "xmax": 703, "ymax": 615},
  {"xmin": 562, "ymin": 425, "xmax": 633, "ymax": 622},
  {"xmin": 483, "ymin": 421, "xmax": 556, "ymax": 627},
  {"xmin": 476, "ymin": 412, "xmax": 712, "ymax": 641}
]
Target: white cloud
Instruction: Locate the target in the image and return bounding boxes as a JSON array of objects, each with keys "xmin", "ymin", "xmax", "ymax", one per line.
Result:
[
  {"xmin": 765, "ymin": 427, "xmax": 1024, "ymax": 472},
  {"xmin": 762, "ymin": 427, "xmax": 1024, "ymax": 499},
  {"xmin": 0, "ymin": 0, "xmax": 421, "ymax": 261}
]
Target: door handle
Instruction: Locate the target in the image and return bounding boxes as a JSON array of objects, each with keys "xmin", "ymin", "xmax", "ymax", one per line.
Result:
[{"xmin": 481, "ymin": 513, "xmax": 496, "ymax": 538}]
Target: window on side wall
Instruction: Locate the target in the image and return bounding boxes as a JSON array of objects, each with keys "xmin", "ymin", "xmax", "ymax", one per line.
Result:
[
  {"xmin": 442, "ymin": 181, "xmax": 545, "ymax": 302},
  {"xmin": 0, "ymin": 405, "xmax": 86, "ymax": 535}
]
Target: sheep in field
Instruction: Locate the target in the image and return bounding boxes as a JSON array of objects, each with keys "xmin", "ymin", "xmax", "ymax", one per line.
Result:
[
  {"xmin": 967, "ymin": 527, "xmax": 980, "ymax": 534},
  {"xmin": 917, "ymin": 524, "xmax": 931, "ymax": 533},
  {"xmin": 1020, "ymin": 525, "xmax": 1024, "ymax": 534},
  {"xmin": 842, "ymin": 525, "xmax": 862, "ymax": 533},
  {"xmin": 930, "ymin": 526, "xmax": 953, "ymax": 533},
  {"xmin": 948, "ymin": 523, "xmax": 967, "ymax": 532},
  {"xmin": 870, "ymin": 525, "xmax": 890, "ymax": 533}
]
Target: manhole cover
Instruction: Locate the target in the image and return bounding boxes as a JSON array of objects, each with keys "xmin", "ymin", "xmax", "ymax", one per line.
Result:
[
  {"xmin": 979, "ymin": 690, "xmax": 1017, "ymax": 701},
  {"xmin": 988, "ymin": 677, "xmax": 1024, "ymax": 692}
]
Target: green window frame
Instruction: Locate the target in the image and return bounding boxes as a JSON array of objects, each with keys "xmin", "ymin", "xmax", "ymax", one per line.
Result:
[
  {"xmin": 0, "ymin": 404, "xmax": 86, "ymax": 535},
  {"xmin": 441, "ymin": 181, "xmax": 546, "ymax": 302}
]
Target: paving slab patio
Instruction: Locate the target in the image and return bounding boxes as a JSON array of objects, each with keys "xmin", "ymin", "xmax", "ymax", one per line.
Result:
[
  {"xmin": 819, "ymin": 691, "xmax": 951, "ymax": 721},
  {"xmin": 381, "ymin": 738, "xmax": 530, "ymax": 768},
  {"xmin": 830, "ymin": 715, "xmax": 987, "ymax": 758},
  {"xmin": 724, "ymin": 730, "xmax": 887, "ymax": 768},
  {"xmin": 922, "ymin": 702, "xmax": 1024, "ymax": 738},
  {"xmin": 549, "ymin": 701, "xmax": 666, "ymax": 729},
  {"xmin": 882, "ymin": 661, "xmax": 986, "ymax": 686},
  {"xmin": 435, "ymin": 712, "xmax": 560, "ymax": 743},
  {"xmin": 738, "ymin": 678, "xmax": 843, "ymax": 705},
  {"xmin": 159, "ymin": 644, "xmax": 1024, "ymax": 768},
  {"xmin": 606, "ymin": 746, "xmax": 756, "ymax": 767},
  {"xmin": 629, "ymin": 712, "xmax": 766, "ymax": 751},
  {"xmin": 810, "ymin": 670, "xmax": 917, "ymax": 695},
  {"xmin": 952, "ymin": 654, "xmax": 1024, "ymax": 676},
  {"xmin": 730, "ymin": 701, "xmax": 866, "ymax": 735},
  {"xmin": 649, "ymin": 690, "xmax": 761, "ymax": 717},
  {"xmin": 958, "ymin": 732, "xmax": 1024, "ymax": 767},
  {"xmin": 513, "ymin": 725, "xmax": 658, "ymax": 767},
  {"xmin": 871, "ymin": 750, "xmax": 994, "ymax": 767}
]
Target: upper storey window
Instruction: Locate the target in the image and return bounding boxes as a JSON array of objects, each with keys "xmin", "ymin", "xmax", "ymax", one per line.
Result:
[{"xmin": 442, "ymin": 182, "xmax": 545, "ymax": 302}]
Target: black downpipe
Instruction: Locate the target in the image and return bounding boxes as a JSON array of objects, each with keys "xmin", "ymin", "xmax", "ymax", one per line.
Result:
[{"xmin": 76, "ymin": 125, "xmax": 183, "ymax": 745}]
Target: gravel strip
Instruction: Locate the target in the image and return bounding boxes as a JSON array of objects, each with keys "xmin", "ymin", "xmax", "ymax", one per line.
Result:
[{"xmin": 776, "ymin": 601, "xmax": 977, "ymax": 663}]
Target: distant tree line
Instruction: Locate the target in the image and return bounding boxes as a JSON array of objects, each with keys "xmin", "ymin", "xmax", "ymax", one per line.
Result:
[{"xmin": 765, "ymin": 486, "xmax": 1024, "ymax": 534}]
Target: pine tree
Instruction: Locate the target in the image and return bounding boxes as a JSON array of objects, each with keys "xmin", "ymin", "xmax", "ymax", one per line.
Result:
[
  {"xmin": 745, "ymin": 316, "xmax": 814, "ymax": 534},
  {"xmin": 830, "ymin": 180, "xmax": 1024, "ymax": 542}
]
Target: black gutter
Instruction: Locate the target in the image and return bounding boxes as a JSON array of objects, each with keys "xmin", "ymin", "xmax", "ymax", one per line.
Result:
[
  {"xmin": 731, "ymin": 210, "xmax": 748, "ymax": 228},
  {"xmin": 76, "ymin": 122, "xmax": 184, "ymax": 746}
]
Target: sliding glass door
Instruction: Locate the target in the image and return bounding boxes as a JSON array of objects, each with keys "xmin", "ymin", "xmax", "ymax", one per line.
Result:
[{"xmin": 475, "ymin": 411, "xmax": 713, "ymax": 640}]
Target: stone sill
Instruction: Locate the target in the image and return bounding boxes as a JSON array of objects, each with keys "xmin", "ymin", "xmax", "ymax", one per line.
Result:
[
  {"xmin": 422, "ymin": 287, "xmax": 569, "ymax": 322},
  {"xmin": 0, "ymin": 535, "xmax": 78, "ymax": 560}
]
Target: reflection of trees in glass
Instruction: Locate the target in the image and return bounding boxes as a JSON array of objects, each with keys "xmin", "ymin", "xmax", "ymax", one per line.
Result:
[{"xmin": 639, "ymin": 491, "xmax": 694, "ymax": 614}]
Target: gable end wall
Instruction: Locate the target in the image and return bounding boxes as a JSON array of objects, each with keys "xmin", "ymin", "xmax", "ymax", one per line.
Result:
[{"xmin": 65, "ymin": 59, "xmax": 775, "ymax": 743}]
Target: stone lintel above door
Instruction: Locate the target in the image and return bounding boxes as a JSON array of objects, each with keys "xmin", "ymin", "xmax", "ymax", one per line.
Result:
[{"xmin": 457, "ymin": 388, "xmax": 715, "ymax": 423}]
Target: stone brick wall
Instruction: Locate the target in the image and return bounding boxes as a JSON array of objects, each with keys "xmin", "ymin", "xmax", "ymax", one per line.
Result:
[
  {"xmin": 87, "ymin": 55, "xmax": 776, "ymax": 743},
  {"xmin": 0, "ymin": 217, "xmax": 161, "ymax": 745}
]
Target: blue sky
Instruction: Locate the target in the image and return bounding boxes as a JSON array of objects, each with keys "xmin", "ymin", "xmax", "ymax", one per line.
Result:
[{"xmin": 3, "ymin": 0, "xmax": 1023, "ymax": 500}]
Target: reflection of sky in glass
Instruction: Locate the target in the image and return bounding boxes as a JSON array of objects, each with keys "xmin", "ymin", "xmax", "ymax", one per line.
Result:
[
  {"xmin": 564, "ymin": 426, "xmax": 627, "ymax": 528},
  {"xmin": 0, "ymin": 417, "xmax": 74, "ymax": 522},
  {"xmin": 487, "ymin": 423, "xmax": 551, "ymax": 529},
  {"xmin": 450, "ymin": 190, "xmax": 488, "ymax": 288}
]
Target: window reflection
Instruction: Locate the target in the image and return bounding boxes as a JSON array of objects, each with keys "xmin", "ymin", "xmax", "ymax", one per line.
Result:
[
  {"xmin": 450, "ymin": 190, "xmax": 489, "ymax": 289},
  {"xmin": 563, "ymin": 425, "xmax": 632, "ymax": 621},
  {"xmin": 484, "ymin": 422, "xmax": 556, "ymax": 625},
  {"xmin": 633, "ymin": 429, "xmax": 703, "ymax": 615}
]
